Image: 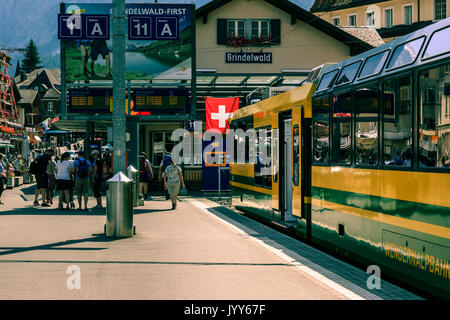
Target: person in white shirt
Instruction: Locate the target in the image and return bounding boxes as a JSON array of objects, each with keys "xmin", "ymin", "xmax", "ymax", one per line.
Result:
[{"xmin": 55, "ymin": 152, "xmax": 74, "ymax": 210}]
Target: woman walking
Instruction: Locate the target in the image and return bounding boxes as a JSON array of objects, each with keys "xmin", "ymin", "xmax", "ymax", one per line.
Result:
[
  {"xmin": 139, "ymin": 152, "xmax": 154, "ymax": 200},
  {"xmin": 163, "ymin": 159, "xmax": 185, "ymax": 210},
  {"xmin": 55, "ymin": 152, "xmax": 74, "ymax": 210},
  {"xmin": 0, "ymin": 153, "xmax": 6, "ymax": 205},
  {"xmin": 47, "ymin": 152, "xmax": 57, "ymax": 205}
]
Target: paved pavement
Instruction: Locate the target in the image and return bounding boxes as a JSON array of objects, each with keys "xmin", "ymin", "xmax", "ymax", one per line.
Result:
[{"xmin": 0, "ymin": 183, "xmax": 421, "ymax": 300}]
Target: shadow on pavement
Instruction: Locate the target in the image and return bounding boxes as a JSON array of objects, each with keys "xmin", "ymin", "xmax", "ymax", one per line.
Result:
[{"xmin": 0, "ymin": 233, "xmax": 116, "ymax": 257}]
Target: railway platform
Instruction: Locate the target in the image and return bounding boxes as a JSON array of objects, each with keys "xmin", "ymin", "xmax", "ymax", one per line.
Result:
[{"xmin": 0, "ymin": 183, "xmax": 421, "ymax": 300}]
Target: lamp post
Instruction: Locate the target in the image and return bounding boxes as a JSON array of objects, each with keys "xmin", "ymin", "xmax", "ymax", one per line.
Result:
[{"xmin": 112, "ymin": 0, "xmax": 126, "ymax": 174}]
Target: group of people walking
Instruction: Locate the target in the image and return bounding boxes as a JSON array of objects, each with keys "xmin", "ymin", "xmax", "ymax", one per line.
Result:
[
  {"xmin": 30, "ymin": 148, "xmax": 109, "ymax": 211},
  {"xmin": 0, "ymin": 148, "xmax": 186, "ymax": 210}
]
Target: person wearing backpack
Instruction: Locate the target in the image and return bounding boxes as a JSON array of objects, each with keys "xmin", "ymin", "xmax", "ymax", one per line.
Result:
[
  {"xmin": 139, "ymin": 152, "xmax": 154, "ymax": 200},
  {"xmin": 158, "ymin": 152, "xmax": 172, "ymax": 200},
  {"xmin": 71, "ymin": 151, "xmax": 93, "ymax": 211},
  {"xmin": 32, "ymin": 150, "xmax": 51, "ymax": 207}
]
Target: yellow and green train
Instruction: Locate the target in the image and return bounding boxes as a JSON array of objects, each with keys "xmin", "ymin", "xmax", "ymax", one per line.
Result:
[{"xmin": 230, "ymin": 18, "xmax": 450, "ymax": 298}]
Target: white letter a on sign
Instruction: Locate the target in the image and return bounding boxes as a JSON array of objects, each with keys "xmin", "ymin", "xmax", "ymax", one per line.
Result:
[{"xmin": 161, "ymin": 23, "xmax": 172, "ymax": 36}]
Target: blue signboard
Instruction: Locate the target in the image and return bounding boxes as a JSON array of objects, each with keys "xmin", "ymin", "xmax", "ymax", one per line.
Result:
[
  {"xmin": 58, "ymin": 14, "xmax": 110, "ymax": 40},
  {"xmin": 202, "ymin": 139, "xmax": 230, "ymax": 192},
  {"xmin": 128, "ymin": 15, "xmax": 153, "ymax": 40},
  {"xmin": 155, "ymin": 16, "xmax": 178, "ymax": 40},
  {"xmin": 62, "ymin": 3, "xmax": 193, "ymax": 81}
]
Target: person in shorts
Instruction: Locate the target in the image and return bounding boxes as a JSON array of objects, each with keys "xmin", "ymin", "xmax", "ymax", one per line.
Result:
[
  {"xmin": 163, "ymin": 158, "xmax": 185, "ymax": 210},
  {"xmin": 90, "ymin": 149, "xmax": 104, "ymax": 209},
  {"xmin": 55, "ymin": 152, "xmax": 73, "ymax": 210},
  {"xmin": 90, "ymin": 39, "xmax": 112, "ymax": 79},
  {"xmin": 139, "ymin": 152, "xmax": 154, "ymax": 200},
  {"xmin": 71, "ymin": 151, "xmax": 92, "ymax": 211},
  {"xmin": 33, "ymin": 149, "xmax": 51, "ymax": 207}
]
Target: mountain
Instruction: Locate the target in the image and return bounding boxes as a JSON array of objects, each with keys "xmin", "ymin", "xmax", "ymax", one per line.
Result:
[{"xmin": 1, "ymin": 0, "xmax": 315, "ymax": 76}]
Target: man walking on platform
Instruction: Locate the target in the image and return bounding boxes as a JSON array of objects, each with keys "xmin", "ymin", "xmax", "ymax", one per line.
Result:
[
  {"xmin": 32, "ymin": 150, "xmax": 51, "ymax": 207},
  {"xmin": 71, "ymin": 151, "xmax": 93, "ymax": 211}
]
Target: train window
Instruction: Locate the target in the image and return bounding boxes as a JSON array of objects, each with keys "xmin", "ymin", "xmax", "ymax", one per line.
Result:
[
  {"xmin": 316, "ymin": 69, "xmax": 339, "ymax": 92},
  {"xmin": 313, "ymin": 96, "xmax": 330, "ymax": 164},
  {"xmin": 359, "ymin": 50, "xmax": 390, "ymax": 79},
  {"xmin": 423, "ymin": 26, "xmax": 450, "ymax": 60},
  {"xmin": 255, "ymin": 127, "xmax": 272, "ymax": 188},
  {"xmin": 335, "ymin": 61, "xmax": 361, "ymax": 86},
  {"xmin": 383, "ymin": 76, "xmax": 413, "ymax": 167},
  {"xmin": 387, "ymin": 37, "xmax": 425, "ymax": 70},
  {"xmin": 293, "ymin": 125, "xmax": 300, "ymax": 186},
  {"xmin": 332, "ymin": 92, "xmax": 352, "ymax": 165},
  {"xmin": 355, "ymin": 84, "xmax": 379, "ymax": 166},
  {"xmin": 418, "ymin": 63, "xmax": 450, "ymax": 168}
]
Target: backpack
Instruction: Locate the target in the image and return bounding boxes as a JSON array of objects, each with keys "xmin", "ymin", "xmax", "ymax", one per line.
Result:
[
  {"xmin": 30, "ymin": 155, "xmax": 46, "ymax": 175},
  {"xmin": 162, "ymin": 154, "xmax": 171, "ymax": 171},
  {"xmin": 77, "ymin": 158, "xmax": 89, "ymax": 178},
  {"xmin": 29, "ymin": 160, "xmax": 39, "ymax": 175},
  {"xmin": 139, "ymin": 157, "xmax": 147, "ymax": 174}
]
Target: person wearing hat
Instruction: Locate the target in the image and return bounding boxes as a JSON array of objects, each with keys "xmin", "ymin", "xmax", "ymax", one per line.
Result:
[
  {"xmin": 139, "ymin": 152, "xmax": 154, "ymax": 200},
  {"xmin": 90, "ymin": 149, "xmax": 104, "ymax": 209}
]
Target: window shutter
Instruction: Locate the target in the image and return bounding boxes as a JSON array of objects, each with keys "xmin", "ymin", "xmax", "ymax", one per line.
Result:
[
  {"xmin": 217, "ymin": 19, "xmax": 228, "ymax": 45},
  {"xmin": 270, "ymin": 19, "xmax": 281, "ymax": 44}
]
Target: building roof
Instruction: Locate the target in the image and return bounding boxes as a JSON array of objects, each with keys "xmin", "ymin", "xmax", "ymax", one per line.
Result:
[
  {"xmin": 339, "ymin": 26, "xmax": 385, "ymax": 47},
  {"xmin": 17, "ymin": 89, "xmax": 39, "ymax": 105},
  {"xmin": 15, "ymin": 68, "xmax": 61, "ymax": 89},
  {"xmin": 196, "ymin": 0, "xmax": 374, "ymax": 55},
  {"xmin": 310, "ymin": 0, "xmax": 390, "ymax": 13},
  {"xmin": 42, "ymin": 87, "xmax": 61, "ymax": 100}
]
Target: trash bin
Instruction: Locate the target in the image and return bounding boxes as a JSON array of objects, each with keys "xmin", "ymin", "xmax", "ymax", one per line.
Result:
[
  {"xmin": 105, "ymin": 172, "xmax": 135, "ymax": 238},
  {"xmin": 127, "ymin": 165, "xmax": 139, "ymax": 207}
]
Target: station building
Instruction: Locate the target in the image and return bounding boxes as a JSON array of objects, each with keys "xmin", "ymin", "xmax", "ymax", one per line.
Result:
[
  {"xmin": 57, "ymin": 0, "xmax": 377, "ymax": 185},
  {"xmin": 141, "ymin": 0, "xmax": 375, "ymax": 176}
]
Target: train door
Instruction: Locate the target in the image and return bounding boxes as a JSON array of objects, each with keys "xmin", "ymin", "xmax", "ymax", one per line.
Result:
[
  {"xmin": 292, "ymin": 107, "xmax": 303, "ymax": 219},
  {"xmin": 280, "ymin": 111, "xmax": 297, "ymax": 222}
]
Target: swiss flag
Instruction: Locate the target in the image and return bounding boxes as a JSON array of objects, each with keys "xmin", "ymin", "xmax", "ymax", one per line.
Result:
[{"xmin": 205, "ymin": 97, "xmax": 239, "ymax": 134}]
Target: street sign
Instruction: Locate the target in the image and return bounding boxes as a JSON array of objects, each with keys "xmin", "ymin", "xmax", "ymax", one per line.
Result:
[
  {"xmin": 127, "ymin": 15, "xmax": 178, "ymax": 40},
  {"xmin": 86, "ymin": 15, "xmax": 110, "ymax": 39},
  {"xmin": 128, "ymin": 15, "xmax": 152, "ymax": 40},
  {"xmin": 58, "ymin": 14, "xmax": 82, "ymax": 39},
  {"xmin": 58, "ymin": 14, "xmax": 110, "ymax": 40},
  {"xmin": 155, "ymin": 16, "xmax": 178, "ymax": 40}
]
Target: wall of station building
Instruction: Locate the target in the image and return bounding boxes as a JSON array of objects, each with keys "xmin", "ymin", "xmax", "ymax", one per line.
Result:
[
  {"xmin": 139, "ymin": 0, "xmax": 368, "ymax": 173},
  {"xmin": 195, "ymin": 0, "xmax": 353, "ymax": 73}
]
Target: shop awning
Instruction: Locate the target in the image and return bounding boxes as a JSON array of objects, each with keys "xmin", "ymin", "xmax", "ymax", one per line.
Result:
[{"xmin": 45, "ymin": 130, "xmax": 69, "ymax": 134}]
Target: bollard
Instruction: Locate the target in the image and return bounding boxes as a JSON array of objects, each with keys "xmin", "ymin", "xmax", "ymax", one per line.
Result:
[
  {"xmin": 127, "ymin": 165, "xmax": 139, "ymax": 207},
  {"xmin": 105, "ymin": 172, "xmax": 135, "ymax": 238}
]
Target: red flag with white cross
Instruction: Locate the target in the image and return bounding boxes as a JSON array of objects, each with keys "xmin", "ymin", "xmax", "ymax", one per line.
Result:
[{"xmin": 205, "ymin": 97, "xmax": 239, "ymax": 134}]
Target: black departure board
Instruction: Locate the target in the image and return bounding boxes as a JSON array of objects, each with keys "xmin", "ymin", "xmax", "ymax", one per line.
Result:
[
  {"xmin": 131, "ymin": 88, "xmax": 188, "ymax": 114},
  {"xmin": 68, "ymin": 88, "xmax": 112, "ymax": 113}
]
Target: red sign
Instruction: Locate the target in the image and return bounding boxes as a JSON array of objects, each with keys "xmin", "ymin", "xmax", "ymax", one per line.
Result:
[{"xmin": 205, "ymin": 97, "xmax": 239, "ymax": 134}]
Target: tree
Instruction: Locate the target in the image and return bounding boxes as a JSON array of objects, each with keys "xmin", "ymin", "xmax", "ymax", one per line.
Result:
[
  {"xmin": 14, "ymin": 60, "xmax": 22, "ymax": 78},
  {"xmin": 21, "ymin": 39, "xmax": 43, "ymax": 74}
]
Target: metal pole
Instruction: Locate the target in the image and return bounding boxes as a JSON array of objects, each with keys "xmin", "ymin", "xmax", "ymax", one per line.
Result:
[
  {"xmin": 218, "ymin": 153, "xmax": 222, "ymax": 201},
  {"xmin": 112, "ymin": 0, "xmax": 126, "ymax": 174}
]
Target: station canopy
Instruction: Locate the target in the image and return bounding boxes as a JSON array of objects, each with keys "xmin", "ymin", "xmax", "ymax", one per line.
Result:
[{"xmin": 195, "ymin": 71, "xmax": 308, "ymax": 109}]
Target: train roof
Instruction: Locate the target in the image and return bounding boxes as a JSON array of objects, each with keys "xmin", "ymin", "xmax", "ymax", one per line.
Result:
[
  {"xmin": 232, "ymin": 82, "xmax": 315, "ymax": 121},
  {"xmin": 313, "ymin": 17, "xmax": 450, "ymax": 97}
]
